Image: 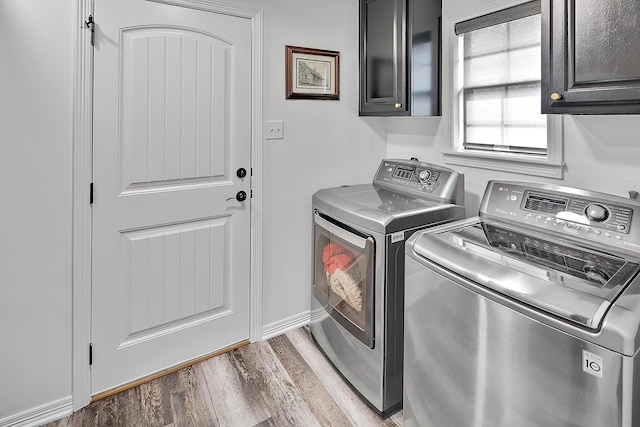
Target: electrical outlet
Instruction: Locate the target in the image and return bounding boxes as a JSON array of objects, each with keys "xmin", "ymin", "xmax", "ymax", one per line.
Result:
[{"xmin": 265, "ymin": 120, "xmax": 284, "ymax": 140}]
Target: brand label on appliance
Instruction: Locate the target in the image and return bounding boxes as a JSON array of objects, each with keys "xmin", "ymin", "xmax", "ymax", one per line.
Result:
[
  {"xmin": 582, "ymin": 350, "xmax": 603, "ymax": 378},
  {"xmin": 391, "ymin": 232, "xmax": 405, "ymax": 243}
]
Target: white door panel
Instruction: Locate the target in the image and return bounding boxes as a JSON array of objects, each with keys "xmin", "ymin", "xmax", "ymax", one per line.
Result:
[
  {"xmin": 121, "ymin": 27, "xmax": 232, "ymax": 190},
  {"xmin": 92, "ymin": 0, "xmax": 251, "ymax": 395}
]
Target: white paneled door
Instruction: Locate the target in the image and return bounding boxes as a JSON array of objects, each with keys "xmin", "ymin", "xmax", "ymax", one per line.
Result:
[{"xmin": 91, "ymin": 0, "xmax": 252, "ymax": 395}]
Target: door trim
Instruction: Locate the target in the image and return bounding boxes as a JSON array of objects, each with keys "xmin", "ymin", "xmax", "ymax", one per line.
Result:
[
  {"xmin": 72, "ymin": 0, "xmax": 264, "ymax": 410},
  {"xmin": 72, "ymin": 0, "xmax": 93, "ymax": 410}
]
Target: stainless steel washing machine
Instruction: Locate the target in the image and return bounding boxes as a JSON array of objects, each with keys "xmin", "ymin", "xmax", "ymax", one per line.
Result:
[
  {"xmin": 405, "ymin": 181, "xmax": 640, "ymax": 427},
  {"xmin": 310, "ymin": 158, "xmax": 465, "ymax": 414}
]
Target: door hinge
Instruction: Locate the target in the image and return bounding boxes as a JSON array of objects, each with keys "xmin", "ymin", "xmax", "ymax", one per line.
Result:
[
  {"xmin": 89, "ymin": 343, "xmax": 93, "ymax": 365},
  {"xmin": 251, "ymin": 189, "xmax": 254, "ymax": 198},
  {"xmin": 90, "ymin": 182, "xmax": 94, "ymax": 204},
  {"xmin": 84, "ymin": 15, "xmax": 95, "ymax": 46}
]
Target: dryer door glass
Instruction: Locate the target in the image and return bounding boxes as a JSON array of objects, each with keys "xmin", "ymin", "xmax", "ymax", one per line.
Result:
[{"xmin": 313, "ymin": 213, "xmax": 375, "ymax": 348}]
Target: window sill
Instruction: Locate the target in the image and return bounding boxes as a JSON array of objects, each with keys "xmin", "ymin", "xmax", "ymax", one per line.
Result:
[{"xmin": 443, "ymin": 150, "xmax": 565, "ymax": 179}]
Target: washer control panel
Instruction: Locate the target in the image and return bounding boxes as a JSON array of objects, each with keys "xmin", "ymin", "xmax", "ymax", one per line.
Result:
[
  {"xmin": 373, "ymin": 159, "xmax": 464, "ymax": 203},
  {"xmin": 481, "ymin": 181, "xmax": 640, "ymax": 252}
]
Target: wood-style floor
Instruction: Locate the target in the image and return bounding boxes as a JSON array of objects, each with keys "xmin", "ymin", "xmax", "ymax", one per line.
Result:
[{"xmin": 46, "ymin": 327, "xmax": 403, "ymax": 426}]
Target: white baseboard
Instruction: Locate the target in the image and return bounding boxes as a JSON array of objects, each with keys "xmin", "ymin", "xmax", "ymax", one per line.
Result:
[
  {"xmin": 261, "ymin": 311, "xmax": 310, "ymax": 341},
  {"xmin": 0, "ymin": 396, "xmax": 72, "ymax": 427}
]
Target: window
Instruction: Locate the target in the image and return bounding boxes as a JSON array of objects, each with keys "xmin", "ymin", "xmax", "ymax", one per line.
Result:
[
  {"xmin": 443, "ymin": 0, "xmax": 564, "ymax": 178},
  {"xmin": 462, "ymin": 12, "xmax": 545, "ymax": 154}
]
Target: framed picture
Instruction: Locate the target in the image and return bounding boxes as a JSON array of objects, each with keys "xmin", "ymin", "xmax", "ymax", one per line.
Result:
[{"xmin": 286, "ymin": 45, "xmax": 340, "ymax": 100}]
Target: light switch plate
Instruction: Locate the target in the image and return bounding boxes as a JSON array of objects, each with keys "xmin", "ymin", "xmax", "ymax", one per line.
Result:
[{"xmin": 265, "ymin": 120, "xmax": 284, "ymax": 140}]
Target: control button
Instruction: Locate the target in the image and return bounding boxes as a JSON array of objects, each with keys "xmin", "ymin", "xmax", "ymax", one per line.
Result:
[
  {"xmin": 510, "ymin": 195, "xmax": 517, "ymax": 201},
  {"xmin": 574, "ymin": 225, "xmax": 581, "ymax": 231},
  {"xmin": 594, "ymin": 230, "xmax": 601, "ymax": 235},
  {"xmin": 566, "ymin": 223, "xmax": 572, "ymax": 229},
  {"xmin": 535, "ymin": 215, "xmax": 542, "ymax": 221},
  {"xmin": 584, "ymin": 227, "xmax": 591, "ymax": 233},
  {"xmin": 544, "ymin": 217, "xmax": 552, "ymax": 223},
  {"xmin": 616, "ymin": 235, "xmax": 623, "ymax": 240},
  {"xmin": 553, "ymin": 219, "xmax": 562, "ymax": 225},
  {"xmin": 617, "ymin": 224, "xmax": 627, "ymax": 232},
  {"xmin": 605, "ymin": 232, "xmax": 612, "ymax": 237},
  {"xmin": 418, "ymin": 170, "xmax": 431, "ymax": 182},
  {"xmin": 585, "ymin": 204, "xmax": 609, "ymax": 222},
  {"xmin": 525, "ymin": 213, "xmax": 532, "ymax": 219}
]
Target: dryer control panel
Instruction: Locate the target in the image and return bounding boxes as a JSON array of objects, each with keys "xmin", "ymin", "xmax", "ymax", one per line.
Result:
[
  {"xmin": 373, "ymin": 159, "xmax": 464, "ymax": 204},
  {"xmin": 480, "ymin": 181, "xmax": 640, "ymax": 253}
]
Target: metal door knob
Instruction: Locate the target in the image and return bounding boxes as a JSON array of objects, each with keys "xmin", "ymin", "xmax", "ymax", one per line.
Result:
[
  {"xmin": 394, "ymin": 102, "xmax": 403, "ymax": 108},
  {"xmin": 550, "ymin": 92, "xmax": 562, "ymax": 101},
  {"xmin": 237, "ymin": 168, "xmax": 247, "ymax": 178},
  {"xmin": 227, "ymin": 191, "xmax": 247, "ymax": 202}
]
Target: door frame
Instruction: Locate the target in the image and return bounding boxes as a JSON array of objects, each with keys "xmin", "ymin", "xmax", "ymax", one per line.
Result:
[{"xmin": 72, "ymin": 0, "xmax": 264, "ymax": 410}]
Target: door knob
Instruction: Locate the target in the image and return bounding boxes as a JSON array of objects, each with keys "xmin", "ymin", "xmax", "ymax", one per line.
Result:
[
  {"xmin": 227, "ymin": 191, "xmax": 247, "ymax": 202},
  {"xmin": 550, "ymin": 92, "xmax": 562, "ymax": 101},
  {"xmin": 237, "ymin": 168, "xmax": 247, "ymax": 178}
]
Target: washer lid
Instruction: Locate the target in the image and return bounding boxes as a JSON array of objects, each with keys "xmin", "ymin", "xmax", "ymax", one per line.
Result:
[
  {"xmin": 411, "ymin": 220, "xmax": 640, "ymax": 330},
  {"xmin": 313, "ymin": 184, "xmax": 465, "ymax": 234}
]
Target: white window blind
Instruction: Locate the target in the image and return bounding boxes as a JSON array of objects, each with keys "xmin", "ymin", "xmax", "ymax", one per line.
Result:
[{"xmin": 456, "ymin": 1, "xmax": 546, "ymax": 155}]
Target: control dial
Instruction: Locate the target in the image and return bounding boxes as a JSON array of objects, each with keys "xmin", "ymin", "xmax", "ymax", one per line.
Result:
[
  {"xmin": 585, "ymin": 203, "xmax": 609, "ymax": 222},
  {"xmin": 418, "ymin": 170, "xmax": 431, "ymax": 182}
]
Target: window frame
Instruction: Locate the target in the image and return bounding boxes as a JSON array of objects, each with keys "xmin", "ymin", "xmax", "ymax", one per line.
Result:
[{"xmin": 442, "ymin": 0, "xmax": 564, "ymax": 179}]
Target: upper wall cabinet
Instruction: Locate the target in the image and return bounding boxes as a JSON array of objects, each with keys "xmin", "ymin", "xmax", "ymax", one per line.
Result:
[
  {"xmin": 359, "ymin": 0, "xmax": 442, "ymax": 116},
  {"xmin": 542, "ymin": 0, "xmax": 640, "ymax": 114}
]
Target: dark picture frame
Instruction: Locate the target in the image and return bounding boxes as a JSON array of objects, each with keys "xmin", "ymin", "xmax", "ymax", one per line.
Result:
[{"xmin": 285, "ymin": 45, "xmax": 340, "ymax": 100}]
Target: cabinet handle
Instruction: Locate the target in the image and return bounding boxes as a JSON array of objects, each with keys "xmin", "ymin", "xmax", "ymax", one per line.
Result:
[
  {"xmin": 550, "ymin": 92, "xmax": 563, "ymax": 101},
  {"xmin": 394, "ymin": 103, "xmax": 402, "ymax": 108}
]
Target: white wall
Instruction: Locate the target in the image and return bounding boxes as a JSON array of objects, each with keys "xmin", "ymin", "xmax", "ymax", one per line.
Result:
[
  {"xmin": 230, "ymin": 0, "xmax": 387, "ymax": 331},
  {"xmin": 388, "ymin": 0, "xmax": 640, "ymax": 215},
  {"xmin": 0, "ymin": 0, "xmax": 74, "ymax": 422},
  {"xmin": 387, "ymin": 116, "xmax": 640, "ymax": 215},
  {"xmin": 0, "ymin": 0, "xmax": 386, "ymax": 422}
]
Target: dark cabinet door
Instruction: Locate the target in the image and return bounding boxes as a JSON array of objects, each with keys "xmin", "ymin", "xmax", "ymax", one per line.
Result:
[
  {"xmin": 359, "ymin": 0, "xmax": 408, "ymax": 116},
  {"xmin": 542, "ymin": 0, "xmax": 640, "ymax": 114}
]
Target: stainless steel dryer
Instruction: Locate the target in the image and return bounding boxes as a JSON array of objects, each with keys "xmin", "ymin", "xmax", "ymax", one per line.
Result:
[
  {"xmin": 405, "ymin": 181, "xmax": 640, "ymax": 427},
  {"xmin": 310, "ymin": 158, "xmax": 465, "ymax": 414}
]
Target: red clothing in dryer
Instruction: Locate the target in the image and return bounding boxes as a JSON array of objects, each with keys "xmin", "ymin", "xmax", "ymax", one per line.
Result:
[{"xmin": 323, "ymin": 242, "xmax": 356, "ymax": 274}]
